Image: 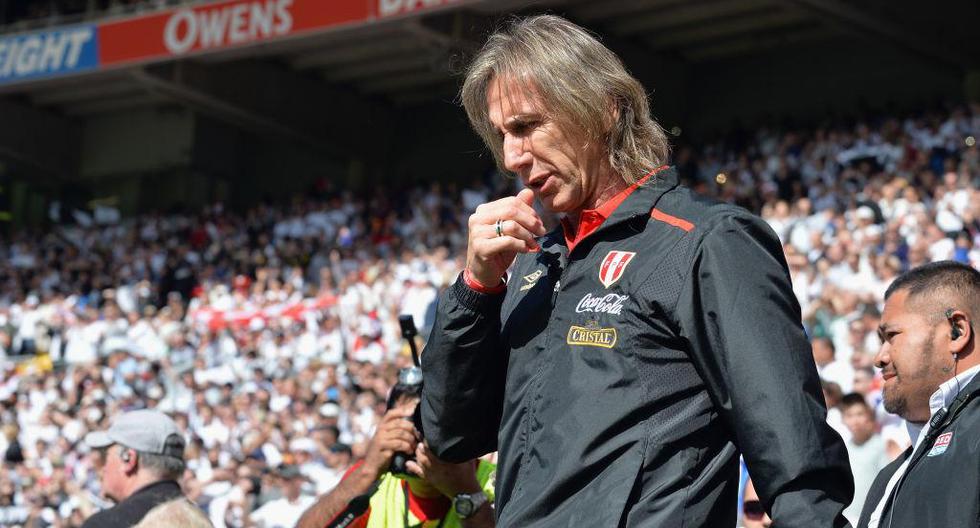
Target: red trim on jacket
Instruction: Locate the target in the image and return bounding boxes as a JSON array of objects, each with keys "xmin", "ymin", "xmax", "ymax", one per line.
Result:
[
  {"xmin": 650, "ymin": 208, "xmax": 694, "ymax": 232},
  {"xmin": 561, "ymin": 166, "xmax": 670, "ymax": 252}
]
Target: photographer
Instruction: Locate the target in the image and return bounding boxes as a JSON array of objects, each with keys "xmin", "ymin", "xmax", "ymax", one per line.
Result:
[{"xmin": 296, "ymin": 380, "xmax": 495, "ymax": 528}]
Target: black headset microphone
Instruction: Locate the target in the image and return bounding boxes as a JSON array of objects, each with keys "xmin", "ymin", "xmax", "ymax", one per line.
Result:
[
  {"xmin": 929, "ymin": 306, "xmax": 969, "ymax": 430},
  {"xmin": 945, "ymin": 308, "xmax": 962, "ymax": 409},
  {"xmin": 949, "ymin": 308, "xmax": 962, "ymax": 341}
]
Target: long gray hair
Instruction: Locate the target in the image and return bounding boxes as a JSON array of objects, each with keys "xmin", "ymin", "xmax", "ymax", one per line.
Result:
[{"xmin": 460, "ymin": 15, "xmax": 670, "ymax": 184}]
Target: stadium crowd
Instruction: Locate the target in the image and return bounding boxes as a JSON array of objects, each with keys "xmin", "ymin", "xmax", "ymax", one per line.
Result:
[{"xmin": 0, "ymin": 102, "xmax": 975, "ymax": 527}]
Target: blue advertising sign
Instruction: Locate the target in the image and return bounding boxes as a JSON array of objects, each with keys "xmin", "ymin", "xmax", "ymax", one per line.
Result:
[{"xmin": 0, "ymin": 25, "xmax": 99, "ymax": 85}]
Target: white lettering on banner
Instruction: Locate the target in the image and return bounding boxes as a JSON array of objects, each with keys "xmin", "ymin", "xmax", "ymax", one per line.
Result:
[
  {"xmin": 163, "ymin": 0, "xmax": 294, "ymax": 56},
  {"xmin": 0, "ymin": 28, "xmax": 93, "ymax": 79},
  {"xmin": 227, "ymin": 4, "xmax": 249, "ymax": 44},
  {"xmin": 37, "ymin": 33, "xmax": 68, "ymax": 71},
  {"xmin": 65, "ymin": 31, "xmax": 91, "ymax": 66},
  {"xmin": 164, "ymin": 11, "xmax": 196, "ymax": 54},
  {"xmin": 199, "ymin": 7, "xmax": 231, "ymax": 48},
  {"xmin": 14, "ymin": 37, "xmax": 41, "ymax": 76},
  {"xmin": 252, "ymin": 2, "xmax": 274, "ymax": 35},
  {"xmin": 575, "ymin": 293, "xmax": 629, "ymax": 315},
  {"xmin": 379, "ymin": 0, "xmax": 456, "ymax": 18}
]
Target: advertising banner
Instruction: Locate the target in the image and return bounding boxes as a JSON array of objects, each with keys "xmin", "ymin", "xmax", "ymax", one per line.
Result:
[
  {"xmin": 0, "ymin": 25, "xmax": 98, "ymax": 85},
  {"xmin": 98, "ymin": 0, "xmax": 366, "ymax": 66},
  {"xmin": 0, "ymin": 0, "xmax": 464, "ymax": 86},
  {"xmin": 98, "ymin": 0, "xmax": 462, "ymax": 67}
]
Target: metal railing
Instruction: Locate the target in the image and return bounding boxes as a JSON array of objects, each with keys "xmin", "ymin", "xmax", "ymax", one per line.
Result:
[{"xmin": 0, "ymin": 0, "xmax": 203, "ymax": 36}]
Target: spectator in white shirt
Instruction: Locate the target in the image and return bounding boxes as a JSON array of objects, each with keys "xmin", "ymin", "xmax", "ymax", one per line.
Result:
[
  {"xmin": 248, "ymin": 465, "xmax": 315, "ymax": 528},
  {"xmin": 840, "ymin": 393, "xmax": 890, "ymax": 524},
  {"xmin": 813, "ymin": 337, "xmax": 855, "ymax": 393}
]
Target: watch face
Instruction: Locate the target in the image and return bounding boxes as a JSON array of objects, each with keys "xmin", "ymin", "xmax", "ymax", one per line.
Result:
[{"xmin": 456, "ymin": 498, "xmax": 474, "ymax": 517}]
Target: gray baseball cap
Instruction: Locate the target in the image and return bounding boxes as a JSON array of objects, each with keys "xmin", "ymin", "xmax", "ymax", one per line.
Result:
[{"xmin": 84, "ymin": 409, "xmax": 185, "ymax": 458}]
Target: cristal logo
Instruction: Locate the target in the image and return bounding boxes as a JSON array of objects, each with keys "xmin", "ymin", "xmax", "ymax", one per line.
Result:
[
  {"xmin": 164, "ymin": 0, "xmax": 294, "ymax": 55},
  {"xmin": 575, "ymin": 293, "xmax": 629, "ymax": 315},
  {"xmin": 566, "ymin": 325, "xmax": 617, "ymax": 348}
]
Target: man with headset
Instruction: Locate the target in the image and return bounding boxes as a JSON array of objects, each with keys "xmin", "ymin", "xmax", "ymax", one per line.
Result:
[
  {"xmin": 82, "ymin": 409, "xmax": 195, "ymax": 528},
  {"xmin": 858, "ymin": 261, "xmax": 980, "ymax": 527}
]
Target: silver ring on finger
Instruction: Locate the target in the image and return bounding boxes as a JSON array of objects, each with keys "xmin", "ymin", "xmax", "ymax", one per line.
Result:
[{"xmin": 495, "ymin": 219, "xmax": 504, "ymax": 238}]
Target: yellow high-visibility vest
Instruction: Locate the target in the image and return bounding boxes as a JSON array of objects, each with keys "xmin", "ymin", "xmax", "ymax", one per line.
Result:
[{"xmin": 365, "ymin": 460, "xmax": 495, "ymax": 528}]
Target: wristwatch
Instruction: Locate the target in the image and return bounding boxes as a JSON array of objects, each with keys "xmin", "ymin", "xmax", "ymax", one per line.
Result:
[{"xmin": 453, "ymin": 491, "xmax": 489, "ymax": 519}]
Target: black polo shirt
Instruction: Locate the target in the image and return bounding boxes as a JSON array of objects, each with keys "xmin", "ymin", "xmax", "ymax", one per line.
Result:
[{"xmin": 81, "ymin": 480, "xmax": 185, "ymax": 528}]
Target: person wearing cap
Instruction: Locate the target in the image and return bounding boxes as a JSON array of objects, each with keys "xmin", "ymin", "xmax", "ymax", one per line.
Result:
[{"xmin": 82, "ymin": 409, "xmax": 192, "ymax": 528}]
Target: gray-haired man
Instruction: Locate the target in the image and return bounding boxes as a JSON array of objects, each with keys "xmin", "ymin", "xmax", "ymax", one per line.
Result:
[
  {"xmin": 421, "ymin": 14, "xmax": 852, "ymax": 527},
  {"xmin": 82, "ymin": 409, "xmax": 200, "ymax": 528}
]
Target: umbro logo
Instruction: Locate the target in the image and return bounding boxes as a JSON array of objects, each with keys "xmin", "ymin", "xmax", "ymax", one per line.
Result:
[{"xmin": 520, "ymin": 269, "xmax": 544, "ymax": 292}]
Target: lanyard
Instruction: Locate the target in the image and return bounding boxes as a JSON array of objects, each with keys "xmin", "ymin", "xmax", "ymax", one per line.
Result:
[
  {"xmin": 883, "ymin": 385, "xmax": 980, "ymax": 528},
  {"xmin": 402, "ymin": 482, "xmax": 448, "ymax": 528}
]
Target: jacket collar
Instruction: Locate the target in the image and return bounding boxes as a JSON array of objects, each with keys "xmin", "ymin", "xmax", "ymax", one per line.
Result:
[
  {"xmin": 931, "ymin": 363, "xmax": 980, "ymax": 414},
  {"xmin": 556, "ymin": 166, "xmax": 679, "ymax": 253},
  {"xmin": 126, "ymin": 479, "xmax": 182, "ymax": 502},
  {"xmin": 605, "ymin": 165, "xmax": 680, "ymax": 226}
]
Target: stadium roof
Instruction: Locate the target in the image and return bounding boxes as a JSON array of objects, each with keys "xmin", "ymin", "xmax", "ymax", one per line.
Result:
[
  {"xmin": 2, "ymin": 0, "xmax": 977, "ymax": 116},
  {"xmin": 0, "ymin": 0, "xmax": 977, "ymax": 186}
]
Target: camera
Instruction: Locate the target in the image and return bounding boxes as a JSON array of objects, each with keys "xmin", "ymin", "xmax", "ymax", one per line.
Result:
[{"xmin": 389, "ymin": 315, "xmax": 423, "ymax": 476}]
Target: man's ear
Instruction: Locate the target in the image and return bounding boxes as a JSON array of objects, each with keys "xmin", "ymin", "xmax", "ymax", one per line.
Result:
[
  {"xmin": 121, "ymin": 448, "xmax": 138, "ymax": 474},
  {"xmin": 606, "ymin": 100, "xmax": 620, "ymax": 135},
  {"xmin": 947, "ymin": 310, "xmax": 972, "ymax": 356}
]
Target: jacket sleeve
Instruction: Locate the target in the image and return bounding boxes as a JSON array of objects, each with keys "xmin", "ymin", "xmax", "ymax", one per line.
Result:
[
  {"xmin": 673, "ymin": 212, "xmax": 854, "ymax": 527},
  {"xmin": 420, "ymin": 274, "xmax": 508, "ymax": 463}
]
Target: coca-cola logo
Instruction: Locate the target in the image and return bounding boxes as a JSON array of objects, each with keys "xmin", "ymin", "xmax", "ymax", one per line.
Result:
[{"xmin": 575, "ymin": 293, "xmax": 629, "ymax": 315}]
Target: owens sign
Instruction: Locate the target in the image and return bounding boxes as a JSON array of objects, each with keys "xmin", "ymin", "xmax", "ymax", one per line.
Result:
[
  {"xmin": 99, "ymin": 0, "xmax": 462, "ymax": 66},
  {"xmin": 162, "ymin": 0, "xmax": 295, "ymax": 55},
  {"xmin": 100, "ymin": 0, "xmax": 358, "ymax": 65}
]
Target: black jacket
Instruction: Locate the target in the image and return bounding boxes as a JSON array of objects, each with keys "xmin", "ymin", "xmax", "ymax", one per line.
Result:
[
  {"xmin": 81, "ymin": 480, "xmax": 185, "ymax": 528},
  {"xmin": 421, "ymin": 168, "xmax": 853, "ymax": 527},
  {"xmin": 857, "ymin": 374, "xmax": 980, "ymax": 528}
]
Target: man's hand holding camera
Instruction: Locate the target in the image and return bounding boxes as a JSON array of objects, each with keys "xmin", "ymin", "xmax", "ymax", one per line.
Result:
[
  {"xmin": 297, "ymin": 401, "xmax": 494, "ymax": 528},
  {"xmin": 361, "ymin": 404, "xmax": 419, "ymax": 481}
]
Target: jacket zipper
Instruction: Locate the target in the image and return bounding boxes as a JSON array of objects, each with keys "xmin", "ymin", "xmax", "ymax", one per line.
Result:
[{"xmin": 513, "ymin": 255, "xmax": 571, "ymax": 496}]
